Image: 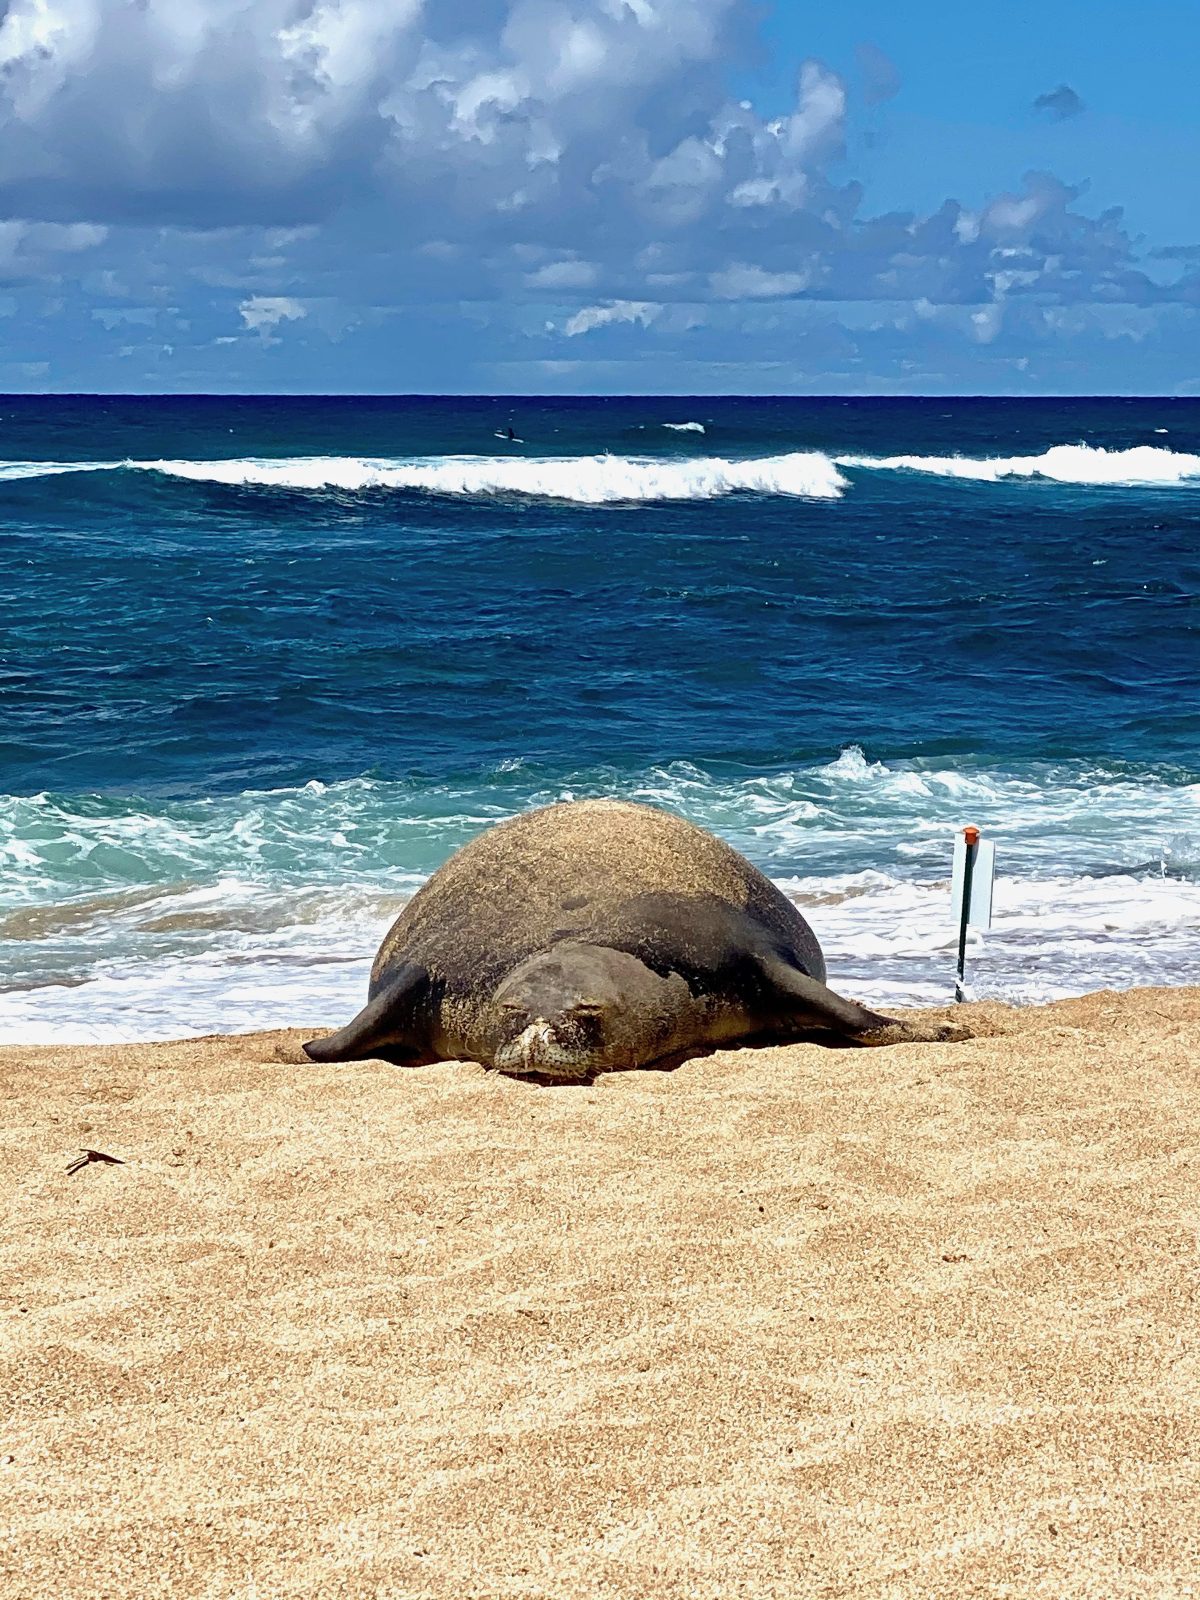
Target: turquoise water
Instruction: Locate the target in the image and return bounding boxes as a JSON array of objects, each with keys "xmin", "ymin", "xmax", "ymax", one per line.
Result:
[{"xmin": 2, "ymin": 396, "xmax": 1197, "ymax": 1040}]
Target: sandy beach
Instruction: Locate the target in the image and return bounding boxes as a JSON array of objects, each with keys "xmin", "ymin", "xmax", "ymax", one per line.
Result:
[{"xmin": 3, "ymin": 986, "xmax": 1198, "ymax": 1598}]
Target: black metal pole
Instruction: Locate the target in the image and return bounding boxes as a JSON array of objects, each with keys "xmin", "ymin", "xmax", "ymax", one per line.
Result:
[{"xmin": 955, "ymin": 826, "xmax": 979, "ymax": 1004}]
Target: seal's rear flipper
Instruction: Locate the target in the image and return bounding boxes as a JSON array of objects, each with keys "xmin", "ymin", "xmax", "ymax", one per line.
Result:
[
  {"xmin": 303, "ymin": 964, "xmax": 427, "ymax": 1063},
  {"xmin": 757, "ymin": 958, "xmax": 900, "ymax": 1043}
]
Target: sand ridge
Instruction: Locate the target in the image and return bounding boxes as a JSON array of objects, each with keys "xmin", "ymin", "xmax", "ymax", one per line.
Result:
[{"xmin": 2, "ymin": 986, "xmax": 1199, "ymax": 1597}]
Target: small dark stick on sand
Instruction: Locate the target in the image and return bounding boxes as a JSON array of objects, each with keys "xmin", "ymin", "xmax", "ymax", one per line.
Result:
[{"xmin": 65, "ymin": 1149, "xmax": 126, "ymax": 1175}]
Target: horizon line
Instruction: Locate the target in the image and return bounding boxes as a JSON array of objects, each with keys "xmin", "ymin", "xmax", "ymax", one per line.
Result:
[{"xmin": 0, "ymin": 391, "xmax": 1197, "ymax": 402}]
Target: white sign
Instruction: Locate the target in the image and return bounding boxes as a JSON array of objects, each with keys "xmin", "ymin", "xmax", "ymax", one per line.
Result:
[{"xmin": 951, "ymin": 835, "xmax": 996, "ymax": 930}]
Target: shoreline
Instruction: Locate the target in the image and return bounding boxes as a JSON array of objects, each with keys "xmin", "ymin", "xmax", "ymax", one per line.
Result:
[
  {"xmin": 4, "ymin": 983, "xmax": 1198, "ymax": 1596},
  {"xmin": 0, "ymin": 980, "xmax": 1190, "ymax": 1061}
]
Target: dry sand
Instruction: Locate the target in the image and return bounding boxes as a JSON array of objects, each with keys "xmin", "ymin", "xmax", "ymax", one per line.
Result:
[{"xmin": 2, "ymin": 986, "xmax": 1198, "ymax": 1598}]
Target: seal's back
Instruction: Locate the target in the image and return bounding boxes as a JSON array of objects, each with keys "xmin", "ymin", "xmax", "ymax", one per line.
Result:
[{"xmin": 371, "ymin": 798, "xmax": 825, "ymax": 995}]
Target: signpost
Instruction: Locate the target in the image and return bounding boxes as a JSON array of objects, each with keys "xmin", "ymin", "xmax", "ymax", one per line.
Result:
[{"xmin": 951, "ymin": 825, "xmax": 995, "ymax": 1002}]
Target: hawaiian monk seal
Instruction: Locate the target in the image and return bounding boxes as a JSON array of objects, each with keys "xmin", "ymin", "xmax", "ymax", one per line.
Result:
[{"xmin": 303, "ymin": 799, "xmax": 951, "ymax": 1080}]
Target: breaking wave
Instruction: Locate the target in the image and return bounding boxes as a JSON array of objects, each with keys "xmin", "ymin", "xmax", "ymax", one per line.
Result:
[
  {"xmin": 837, "ymin": 443, "xmax": 1200, "ymax": 486},
  {"xmin": 0, "ymin": 460, "xmax": 116, "ymax": 481},
  {"xmin": 134, "ymin": 452, "xmax": 846, "ymax": 502},
  {"xmin": 4, "ymin": 441, "xmax": 1200, "ymax": 503}
]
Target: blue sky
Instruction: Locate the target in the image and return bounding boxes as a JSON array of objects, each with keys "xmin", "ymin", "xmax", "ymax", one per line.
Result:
[
  {"xmin": 0, "ymin": 0, "xmax": 1197, "ymax": 393},
  {"xmin": 761, "ymin": 0, "xmax": 1200, "ymax": 242}
]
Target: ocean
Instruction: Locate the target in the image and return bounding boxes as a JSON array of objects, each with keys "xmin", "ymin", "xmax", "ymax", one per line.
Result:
[{"xmin": 1, "ymin": 394, "xmax": 1197, "ymax": 1044}]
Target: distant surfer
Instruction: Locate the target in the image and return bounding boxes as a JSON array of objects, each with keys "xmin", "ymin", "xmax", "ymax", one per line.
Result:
[
  {"xmin": 507, "ymin": 426, "xmax": 516, "ymax": 441},
  {"xmin": 494, "ymin": 423, "xmax": 523, "ymax": 443}
]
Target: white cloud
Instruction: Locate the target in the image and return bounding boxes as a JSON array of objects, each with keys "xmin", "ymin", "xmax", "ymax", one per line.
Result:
[
  {"xmin": 563, "ymin": 300, "xmax": 661, "ymax": 336},
  {"xmin": 0, "ymin": 0, "xmax": 743, "ymax": 225},
  {"xmin": 238, "ymin": 294, "xmax": 308, "ymax": 336},
  {"xmin": 970, "ymin": 303, "xmax": 1003, "ymax": 343},
  {"xmin": 709, "ymin": 264, "xmax": 811, "ymax": 299},
  {"xmin": 525, "ymin": 259, "xmax": 598, "ymax": 290},
  {"xmin": 985, "ymin": 195, "xmax": 1044, "ymax": 234}
]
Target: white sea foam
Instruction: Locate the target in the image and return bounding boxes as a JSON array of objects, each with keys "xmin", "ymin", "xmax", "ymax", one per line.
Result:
[
  {"xmin": 5, "ymin": 858, "xmax": 1197, "ymax": 1041},
  {"xmin": 1, "ymin": 753, "xmax": 1197, "ymax": 1040},
  {"xmin": 789, "ymin": 866, "xmax": 1200, "ymax": 1008},
  {"xmin": 132, "ymin": 452, "xmax": 847, "ymax": 502},
  {"xmin": 0, "ymin": 460, "xmax": 115, "ymax": 480},
  {"xmin": 663, "ymin": 421, "xmax": 706, "ymax": 433},
  {"xmin": 837, "ymin": 443, "xmax": 1200, "ymax": 486},
  {"xmin": 4, "ymin": 442, "xmax": 1199, "ymax": 499}
]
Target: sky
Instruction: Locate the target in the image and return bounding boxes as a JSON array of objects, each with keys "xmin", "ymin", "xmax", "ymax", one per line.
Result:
[{"xmin": 1, "ymin": 0, "xmax": 1199, "ymax": 394}]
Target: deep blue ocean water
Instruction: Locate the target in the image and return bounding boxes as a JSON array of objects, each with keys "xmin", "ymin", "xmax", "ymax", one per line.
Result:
[{"xmin": 1, "ymin": 395, "xmax": 1197, "ymax": 1041}]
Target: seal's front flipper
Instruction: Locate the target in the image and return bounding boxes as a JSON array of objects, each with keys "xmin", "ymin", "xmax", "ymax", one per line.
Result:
[
  {"xmin": 303, "ymin": 964, "xmax": 428, "ymax": 1063},
  {"xmin": 756, "ymin": 958, "xmax": 900, "ymax": 1044},
  {"xmin": 758, "ymin": 959, "xmax": 972, "ymax": 1045}
]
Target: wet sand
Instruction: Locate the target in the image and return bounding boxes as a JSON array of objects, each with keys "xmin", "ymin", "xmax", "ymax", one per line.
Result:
[{"xmin": 3, "ymin": 986, "xmax": 1198, "ymax": 1597}]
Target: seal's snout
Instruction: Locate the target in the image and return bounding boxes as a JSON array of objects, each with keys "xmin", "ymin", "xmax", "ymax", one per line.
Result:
[
  {"xmin": 491, "ymin": 994, "xmax": 611, "ymax": 1077},
  {"xmin": 495, "ymin": 1017, "xmax": 573, "ymax": 1075},
  {"xmin": 521, "ymin": 1018, "xmax": 556, "ymax": 1057},
  {"xmin": 511, "ymin": 1017, "xmax": 552, "ymax": 1047}
]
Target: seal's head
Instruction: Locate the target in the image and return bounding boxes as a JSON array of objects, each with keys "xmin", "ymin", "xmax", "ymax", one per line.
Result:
[{"xmin": 491, "ymin": 940, "xmax": 664, "ymax": 1080}]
